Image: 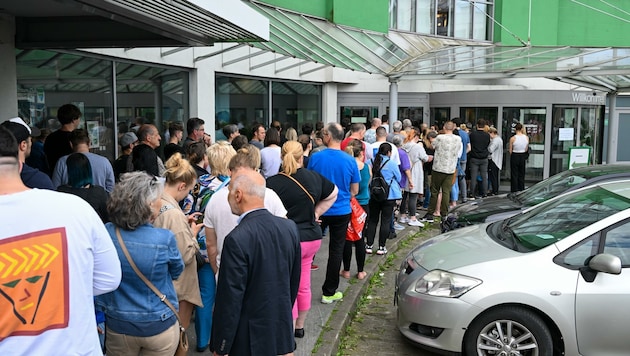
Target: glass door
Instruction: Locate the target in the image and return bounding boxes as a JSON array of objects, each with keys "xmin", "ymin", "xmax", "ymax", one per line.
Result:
[
  {"xmin": 503, "ymin": 107, "xmax": 546, "ymax": 183},
  {"xmin": 550, "ymin": 106, "xmax": 578, "ymax": 176}
]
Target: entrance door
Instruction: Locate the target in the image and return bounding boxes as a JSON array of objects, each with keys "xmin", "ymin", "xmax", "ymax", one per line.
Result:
[
  {"xmin": 503, "ymin": 107, "xmax": 546, "ymax": 184},
  {"xmin": 551, "ymin": 106, "xmax": 601, "ymax": 176}
]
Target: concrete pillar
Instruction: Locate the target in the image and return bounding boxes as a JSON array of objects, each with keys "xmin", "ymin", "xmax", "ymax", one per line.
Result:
[
  {"xmin": 0, "ymin": 14, "xmax": 18, "ymax": 122},
  {"xmin": 606, "ymin": 92, "xmax": 618, "ymax": 164},
  {"xmin": 322, "ymin": 83, "xmax": 337, "ymax": 124},
  {"xmin": 389, "ymin": 78, "xmax": 399, "ymax": 132},
  {"xmin": 190, "ymin": 66, "xmax": 215, "ymax": 136}
]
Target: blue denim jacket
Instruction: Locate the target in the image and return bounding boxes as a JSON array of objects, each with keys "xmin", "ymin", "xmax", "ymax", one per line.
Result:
[{"xmin": 96, "ymin": 223, "xmax": 184, "ymax": 322}]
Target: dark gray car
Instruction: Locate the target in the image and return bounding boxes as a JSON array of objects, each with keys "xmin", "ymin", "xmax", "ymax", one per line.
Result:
[{"xmin": 446, "ymin": 164, "xmax": 630, "ymax": 229}]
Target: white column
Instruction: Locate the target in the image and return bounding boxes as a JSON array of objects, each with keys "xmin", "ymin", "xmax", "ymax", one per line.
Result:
[
  {"xmin": 322, "ymin": 83, "xmax": 337, "ymax": 124},
  {"xmin": 0, "ymin": 14, "xmax": 17, "ymax": 121},
  {"xmin": 190, "ymin": 66, "xmax": 215, "ymax": 135},
  {"xmin": 606, "ymin": 92, "xmax": 618, "ymax": 164},
  {"xmin": 389, "ymin": 78, "xmax": 399, "ymax": 131}
]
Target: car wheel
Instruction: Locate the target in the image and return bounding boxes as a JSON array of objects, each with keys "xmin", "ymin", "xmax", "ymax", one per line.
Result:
[{"xmin": 464, "ymin": 306, "xmax": 553, "ymax": 356}]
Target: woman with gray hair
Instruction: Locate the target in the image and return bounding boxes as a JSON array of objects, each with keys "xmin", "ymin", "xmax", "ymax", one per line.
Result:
[{"xmin": 96, "ymin": 171, "xmax": 184, "ymax": 355}]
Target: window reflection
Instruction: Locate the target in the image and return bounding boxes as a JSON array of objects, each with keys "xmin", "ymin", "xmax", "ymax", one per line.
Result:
[
  {"xmin": 215, "ymin": 75, "xmax": 321, "ymax": 142},
  {"xmin": 390, "ymin": 0, "xmax": 493, "ymax": 41},
  {"xmin": 16, "ymin": 49, "xmax": 190, "ymax": 161}
]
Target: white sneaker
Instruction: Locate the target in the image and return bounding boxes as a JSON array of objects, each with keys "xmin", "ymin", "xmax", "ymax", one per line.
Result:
[
  {"xmin": 376, "ymin": 246, "xmax": 388, "ymax": 255},
  {"xmin": 365, "ymin": 245, "xmax": 373, "ymax": 254},
  {"xmin": 393, "ymin": 223, "xmax": 405, "ymax": 231},
  {"xmin": 399, "ymin": 216, "xmax": 410, "ymax": 224},
  {"xmin": 407, "ymin": 219, "xmax": 424, "ymax": 227}
]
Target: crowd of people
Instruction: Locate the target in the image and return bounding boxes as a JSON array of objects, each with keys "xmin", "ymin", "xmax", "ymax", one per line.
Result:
[{"xmin": 0, "ymin": 105, "xmax": 529, "ymax": 355}]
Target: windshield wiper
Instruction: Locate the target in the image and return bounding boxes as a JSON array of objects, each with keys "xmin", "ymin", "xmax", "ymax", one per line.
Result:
[
  {"xmin": 507, "ymin": 192, "xmax": 518, "ymax": 203},
  {"xmin": 501, "ymin": 218, "xmax": 519, "ymax": 250}
]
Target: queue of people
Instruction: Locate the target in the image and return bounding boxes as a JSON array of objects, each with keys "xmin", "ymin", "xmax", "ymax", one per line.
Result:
[{"xmin": 0, "ymin": 105, "xmax": 531, "ymax": 355}]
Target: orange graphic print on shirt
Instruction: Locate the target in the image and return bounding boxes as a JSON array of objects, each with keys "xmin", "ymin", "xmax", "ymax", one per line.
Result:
[{"xmin": 0, "ymin": 228, "xmax": 69, "ymax": 341}]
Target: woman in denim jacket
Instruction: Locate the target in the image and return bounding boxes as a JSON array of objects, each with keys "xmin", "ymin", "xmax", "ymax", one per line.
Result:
[{"xmin": 96, "ymin": 172, "xmax": 184, "ymax": 355}]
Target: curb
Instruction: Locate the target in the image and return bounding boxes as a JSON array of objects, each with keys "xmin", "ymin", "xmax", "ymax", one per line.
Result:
[{"xmin": 313, "ymin": 226, "xmax": 437, "ymax": 356}]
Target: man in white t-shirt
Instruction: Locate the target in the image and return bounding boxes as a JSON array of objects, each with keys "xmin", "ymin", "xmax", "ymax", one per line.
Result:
[
  {"xmin": 0, "ymin": 125, "xmax": 121, "ymax": 355},
  {"xmin": 204, "ymin": 146, "xmax": 287, "ymax": 275},
  {"xmin": 370, "ymin": 126, "xmax": 400, "ymax": 165}
]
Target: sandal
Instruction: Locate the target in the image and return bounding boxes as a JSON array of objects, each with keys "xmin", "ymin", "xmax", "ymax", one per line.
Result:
[
  {"xmin": 340, "ymin": 270, "xmax": 351, "ymax": 279},
  {"xmin": 356, "ymin": 271, "xmax": 367, "ymax": 280}
]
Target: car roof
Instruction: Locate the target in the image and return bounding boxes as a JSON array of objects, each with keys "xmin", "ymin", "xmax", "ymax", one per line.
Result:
[{"xmin": 569, "ymin": 164, "xmax": 630, "ymax": 179}]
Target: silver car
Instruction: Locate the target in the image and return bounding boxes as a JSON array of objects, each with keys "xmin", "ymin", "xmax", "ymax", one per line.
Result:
[{"xmin": 396, "ymin": 180, "xmax": 630, "ymax": 355}]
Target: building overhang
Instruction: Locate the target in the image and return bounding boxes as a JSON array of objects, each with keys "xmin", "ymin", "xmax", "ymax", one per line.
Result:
[{"xmin": 3, "ymin": 0, "xmax": 269, "ymax": 49}]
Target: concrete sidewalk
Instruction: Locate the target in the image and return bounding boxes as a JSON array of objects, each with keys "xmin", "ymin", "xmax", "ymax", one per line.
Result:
[
  {"xmin": 187, "ymin": 222, "xmax": 437, "ymax": 356},
  {"xmin": 303, "ymin": 224, "xmax": 440, "ymax": 356}
]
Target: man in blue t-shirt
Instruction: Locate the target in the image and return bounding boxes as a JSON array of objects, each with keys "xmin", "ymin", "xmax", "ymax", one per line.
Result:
[
  {"xmin": 453, "ymin": 118, "xmax": 471, "ymax": 203},
  {"xmin": 308, "ymin": 123, "xmax": 360, "ymax": 304}
]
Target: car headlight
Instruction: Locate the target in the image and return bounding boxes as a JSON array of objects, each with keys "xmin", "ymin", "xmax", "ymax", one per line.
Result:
[{"xmin": 414, "ymin": 270, "xmax": 481, "ymax": 298}]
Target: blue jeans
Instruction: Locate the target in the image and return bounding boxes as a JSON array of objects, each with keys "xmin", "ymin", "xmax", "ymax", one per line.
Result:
[{"xmin": 195, "ymin": 263, "xmax": 216, "ymax": 349}]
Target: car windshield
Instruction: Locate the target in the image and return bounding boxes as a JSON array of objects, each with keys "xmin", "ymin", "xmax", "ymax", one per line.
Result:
[
  {"xmin": 491, "ymin": 183, "xmax": 630, "ymax": 252},
  {"xmin": 516, "ymin": 170, "xmax": 588, "ymax": 206}
]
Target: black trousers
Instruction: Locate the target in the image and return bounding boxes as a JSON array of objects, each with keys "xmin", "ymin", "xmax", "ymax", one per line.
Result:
[
  {"xmin": 342, "ymin": 204, "xmax": 368, "ymax": 272},
  {"xmin": 320, "ymin": 213, "xmax": 351, "ymax": 297},
  {"xmin": 488, "ymin": 159, "xmax": 500, "ymax": 195},
  {"xmin": 366, "ymin": 199, "xmax": 396, "ymax": 248},
  {"xmin": 510, "ymin": 152, "xmax": 527, "ymax": 192}
]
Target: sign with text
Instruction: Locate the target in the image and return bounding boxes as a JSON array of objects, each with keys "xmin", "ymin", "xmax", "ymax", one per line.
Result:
[{"xmin": 568, "ymin": 146, "xmax": 592, "ymax": 169}]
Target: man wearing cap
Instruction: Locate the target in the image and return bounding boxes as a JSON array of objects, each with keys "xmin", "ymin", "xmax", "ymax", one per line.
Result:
[
  {"xmin": 113, "ymin": 131, "xmax": 137, "ymax": 181},
  {"xmin": 0, "ymin": 118, "xmax": 54, "ymax": 190},
  {"xmin": 0, "ymin": 125, "xmax": 122, "ymax": 355}
]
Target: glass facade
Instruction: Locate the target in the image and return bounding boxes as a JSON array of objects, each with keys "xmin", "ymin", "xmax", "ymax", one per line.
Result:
[
  {"xmin": 460, "ymin": 107, "xmax": 498, "ymax": 127},
  {"xmin": 430, "ymin": 107, "xmax": 450, "ymax": 127},
  {"xmin": 390, "ymin": 0, "xmax": 493, "ymax": 41},
  {"xmin": 16, "ymin": 49, "xmax": 189, "ymax": 161},
  {"xmin": 550, "ymin": 105, "xmax": 602, "ymax": 176},
  {"xmin": 215, "ymin": 75, "xmax": 321, "ymax": 141}
]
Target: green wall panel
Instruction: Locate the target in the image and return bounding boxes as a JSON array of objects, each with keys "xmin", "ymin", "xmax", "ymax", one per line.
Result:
[
  {"xmin": 261, "ymin": 0, "xmax": 329, "ymax": 19},
  {"xmin": 496, "ymin": 0, "xmax": 630, "ymax": 46},
  {"xmin": 332, "ymin": 0, "xmax": 389, "ymax": 33},
  {"xmin": 260, "ymin": 0, "xmax": 388, "ymax": 33}
]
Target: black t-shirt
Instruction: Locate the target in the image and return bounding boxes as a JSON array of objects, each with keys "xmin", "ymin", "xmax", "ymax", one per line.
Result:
[
  {"xmin": 44, "ymin": 129, "xmax": 73, "ymax": 173},
  {"xmin": 113, "ymin": 154, "xmax": 131, "ymax": 182},
  {"xmin": 164, "ymin": 143, "xmax": 186, "ymax": 162},
  {"xmin": 266, "ymin": 168, "xmax": 335, "ymax": 242},
  {"xmin": 469, "ymin": 129, "xmax": 491, "ymax": 159},
  {"xmin": 57, "ymin": 185, "xmax": 109, "ymax": 223}
]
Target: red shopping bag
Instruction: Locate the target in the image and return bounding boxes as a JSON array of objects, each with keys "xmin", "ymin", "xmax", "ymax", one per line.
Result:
[{"xmin": 346, "ymin": 197, "xmax": 367, "ymax": 242}]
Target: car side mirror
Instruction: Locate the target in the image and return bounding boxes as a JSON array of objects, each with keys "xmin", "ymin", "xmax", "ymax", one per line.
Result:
[{"xmin": 579, "ymin": 253, "xmax": 622, "ymax": 283}]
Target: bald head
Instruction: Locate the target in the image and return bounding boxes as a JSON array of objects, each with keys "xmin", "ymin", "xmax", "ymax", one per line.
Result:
[{"xmin": 227, "ymin": 168, "xmax": 266, "ymax": 215}]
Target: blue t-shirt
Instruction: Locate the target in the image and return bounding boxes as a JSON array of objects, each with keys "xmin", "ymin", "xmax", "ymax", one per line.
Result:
[
  {"xmin": 458, "ymin": 129, "xmax": 470, "ymax": 161},
  {"xmin": 308, "ymin": 148, "xmax": 360, "ymax": 216}
]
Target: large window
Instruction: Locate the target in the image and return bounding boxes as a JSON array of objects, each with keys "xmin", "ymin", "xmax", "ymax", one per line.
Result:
[
  {"xmin": 215, "ymin": 75, "xmax": 321, "ymax": 141},
  {"xmin": 16, "ymin": 49, "xmax": 189, "ymax": 161},
  {"xmin": 390, "ymin": 0, "xmax": 493, "ymax": 41}
]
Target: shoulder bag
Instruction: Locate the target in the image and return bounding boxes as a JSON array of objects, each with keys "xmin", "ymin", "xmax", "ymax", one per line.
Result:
[{"xmin": 115, "ymin": 228, "xmax": 189, "ymax": 356}]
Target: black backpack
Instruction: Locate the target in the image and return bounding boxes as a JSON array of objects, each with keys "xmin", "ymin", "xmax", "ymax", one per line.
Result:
[{"xmin": 370, "ymin": 158, "xmax": 392, "ymax": 202}]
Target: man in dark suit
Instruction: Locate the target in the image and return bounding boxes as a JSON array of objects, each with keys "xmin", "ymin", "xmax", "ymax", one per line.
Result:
[{"xmin": 212, "ymin": 169, "xmax": 301, "ymax": 356}]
